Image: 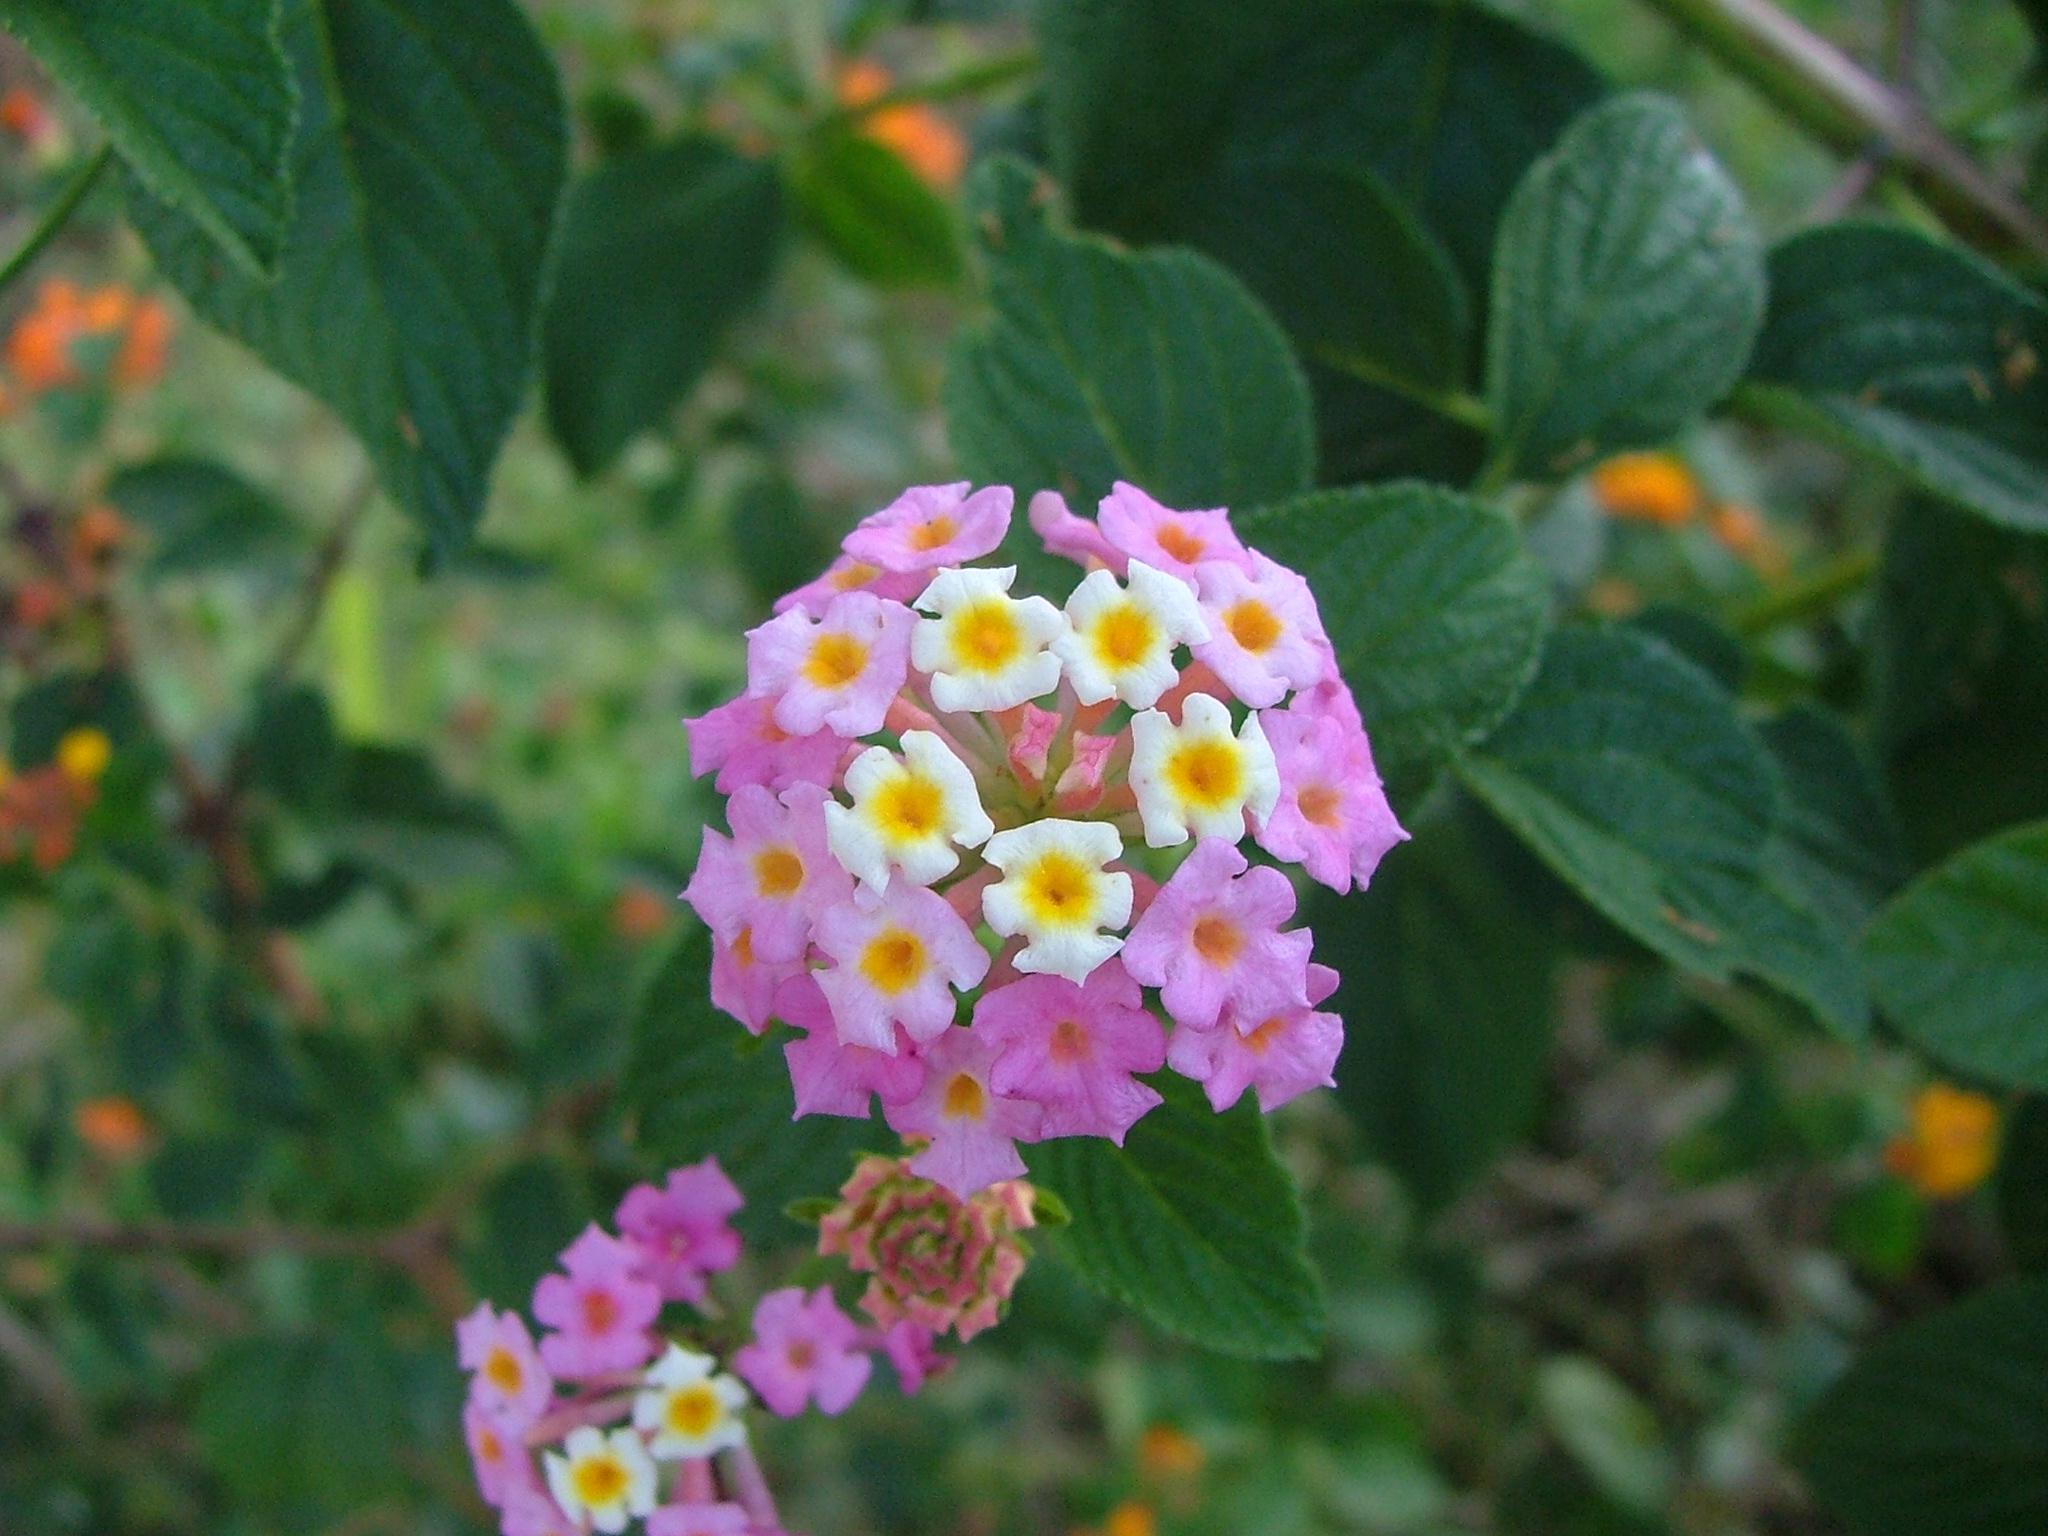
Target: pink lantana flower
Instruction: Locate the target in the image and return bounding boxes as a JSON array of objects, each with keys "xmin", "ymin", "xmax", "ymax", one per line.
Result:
[
  {"xmin": 1170, "ymin": 963, "xmax": 1344, "ymax": 1112},
  {"xmin": 881, "ymin": 1319, "xmax": 951, "ymax": 1394},
  {"xmin": 774, "ymin": 553, "xmax": 924, "ymax": 617},
  {"xmin": 1191, "ymin": 552, "xmax": 1331, "ymax": 707},
  {"xmin": 1255, "ymin": 692, "xmax": 1408, "ymax": 891},
  {"xmin": 684, "ymin": 782, "xmax": 849, "ymax": 962},
  {"xmin": 744, "ymin": 591, "xmax": 914, "ymax": 738},
  {"xmin": 615, "ymin": 1158, "xmax": 745, "ymax": 1304},
  {"xmin": 501, "ymin": 1481, "xmax": 581, "ymax": 1536},
  {"xmin": 886, "ymin": 1027, "xmax": 1045, "ymax": 1196},
  {"xmin": 457, "ymin": 1303, "xmax": 554, "ymax": 1429},
  {"xmin": 683, "ymin": 694, "xmax": 845, "ymax": 796},
  {"xmin": 1028, "ymin": 489, "xmax": 1125, "ymax": 573},
  {"xmin": 974, "ymin": 962, "xmax": 1165, "ymax": 1143},
  {"xmin": 841, "ymin": 482, "xmax": 1012, "ymax": 573},
  {"xmin": 1097, "ymin": 481, "xmax": 1253, "ymax": 579},
  {"xmin": 532, "ymin": 1225, "xmax": 661, "ymax": 1380},
  {"xmin": 463, "ymin": 1397, "xmax": 529, "ymax": 1508},
  {"xmin": 815, "ymin": 884, "xmax": 989, "ymax": 1052},
  {"xmin": 710, "ymin": 925, "xmax": 807, "ymax": 1035},
  {"xmin": 733, "ymin": 1286, "xmax": 872, "ymax": 1417},
  {"xmin": 777, "ymin": 974, "xmax": 926, "ymax": 1117},
  {"xmin": 1120, "ymin": 838, "xmax": 1312, "ymax": 1031},
  {"xmin": 646, "ymin": 1504, "xmax": 754, "ymax": 1536}
]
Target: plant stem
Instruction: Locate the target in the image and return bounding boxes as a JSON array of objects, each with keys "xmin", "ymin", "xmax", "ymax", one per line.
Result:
[
  {"xmin": 1637, "ymin": 0, "xmax": 2048, "ymax": 261},
  {"xmin": 1729, "ymin": 546, "xmax": 1879, "ymax": 634},
  {"xmin": 0, "ymin": 143, "xmax": 114, "ymax": 301}
]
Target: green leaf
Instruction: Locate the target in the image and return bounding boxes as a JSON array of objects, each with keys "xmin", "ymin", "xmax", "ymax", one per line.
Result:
[
  {"xmin": 1317, "ymin": 812, "xmax": 1557, "ymax": 1211},
  {"xmin": 104, "ymin": 457, "xmax": 300, "ymax": 573},
  {"xmin": 789, "ymin": 129, "xmax": 959, "ymax": 289},
  {"xmin": 195, "ymin": 1321, "xmax": 410, "ymax": 1513},
  {"xmin": 621, "ymin": 929, "xmax": 889, "ymax": 1243},
  {"xmin": 1455, "ymin": 625, "xmax": 1775, "ymax": 980},
  {"xmin": 1759, "ymin": 706, "xmax": 1907, "ymax": 933},
  {"xmin": 0, "ymin": 0, "xmax": 296, "ymax": 273},
  {"xmin": 328, "ymin": 744, "xmax": 514, "ymax": 884},
  {"xmin": 945, "ymin": 156, "xmax": 1314, "ymax": 514},
  {"xmin": 1042, "ymin": 0, "xmax": 1602, "ymax": 290},
  {"xmin": 129, "ymin": 0, "xmax": 567, "ymax": 562},
  {"xmin": 1236, "ymin": 483, "xmax": 1550, "ymax": 806},
  {"xmin": 1799, "ymin": 1278, "xmax": 2048, "ymax": 1536},
  {"xmin": 1862, "ymin": 819, "xmax": 2048, "ymax": 1090},
  {"xmin": 1170, "ymin": 157, "xmax": 1471, "ymax": 399},
  {"xmin": 1745, "ymin": 223, "xmax": 2048, "ymax": 534},
  {"xmin": 1997, "ymin": 1097, "xmax": 2048, "ymax": 1274},
  {"xmin": 1025, "ymin": 1073, "xmax": 1324, "ymax": 1360},
  {"xmin": 543, "ymin": 137, "xmax": 784, "ymax": 476},
  {"xmin": 1485, "ymin": 93, "xmax": 1765, "ymax": 479},
  {"xmin": 1536, "ymin": 1357, "xmax": 1676, "ymax": 1516}
]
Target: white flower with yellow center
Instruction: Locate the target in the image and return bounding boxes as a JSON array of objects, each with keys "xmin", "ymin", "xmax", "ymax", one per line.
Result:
[
  {"xmin": 1051, "ymin": 559, "xmax": 1209, "ymax": 709},
  {"xmin": 632, "ymin": 1344, "xmax": 750, "ymax": 1459},
  {"xmin": 825, "ymin": 729, "xmax": 994, "ymax": 893},
  {"xmin": 1130, "ymin": 692, "xmax": 1281, "ymax": 847},
  {"xmin": 910, "ymin": 565, "xmax": 1066, "ymax": 712},
  {"xmin": 543, "ymin": 1425, "xmax": 658, "ymax": 1535},
  {"xmin": 981, "ymin": 818, "xmax": 1133, "ymax": 983}
]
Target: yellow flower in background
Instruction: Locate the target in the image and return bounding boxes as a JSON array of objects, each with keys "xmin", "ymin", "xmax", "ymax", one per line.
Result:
[
  {"xmin": 1884, "ymin": 1083, "xmax": 2000, "ymax": 1199},
  {"xmin": 1104, "ymin": 1502, "xmax": 1158, "ymax": 1536},
  {"xmin": 55, "ymin": 727, "xmax": 111, "ymax": 784},
  {"xmin": 1589, "ymin": 451, "xmax": 1700, "ymax": 527},
  {"xmin": 836, "ymin": 59, "xmax": 968, "ymax": 189}
]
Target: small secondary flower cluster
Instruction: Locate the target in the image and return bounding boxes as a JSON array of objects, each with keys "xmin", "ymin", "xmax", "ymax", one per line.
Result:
[
  {"xmin": 683, "ymin": 482, "xmax": 1404, "ymax": 1199},
  {"xmin": 456, "ymin": 1157, "xmax": 1018, "ymax": 1536}
]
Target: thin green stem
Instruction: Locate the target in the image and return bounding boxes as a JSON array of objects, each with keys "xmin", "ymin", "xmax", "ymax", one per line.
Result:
[
  {"xmin": 0, "ymin": 143, "xmax": 114, "ymax": 301},
  {"xmin": 1314, "ymin": 345, "xmax": 1493, "ymax": 433},
  {"xmin": 1730, "ymin": 546, "xmax": 1879, "ymax": 635}
]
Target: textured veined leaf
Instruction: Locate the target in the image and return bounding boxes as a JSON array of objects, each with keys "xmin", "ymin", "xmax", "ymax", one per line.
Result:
[
  {"xmin": 129, "ymin": 0, "xmax": 567, "ymax": 563},
  {"xmin": 1863, "ymin": 819, "xmax": 2048, "ymax": 1091},
  {"xmin": 0, "ymin": 0, "xmax": 297, "ymax": 273},
  {"xmin": 1236, "ymin": 483, "xmax": 1550, "ymax": 806},
  {"xmin": 544, "ymin": 137, "xmax": 785, "ymax": 476},
  {"xmin": 945, "ymin": 156, "xmax": 1314, "ymax": 517},
  {"xmin": 1485, "ymin": 93, "xmax": 1765, "ymax": 479},
  {"xmin": 1745, "ymin": 223, "xmax": 2048, "ymax": 534},
  {"xmin": 1026, "ymin": 1074, "xmax": 1324, "ymax": 1360}
]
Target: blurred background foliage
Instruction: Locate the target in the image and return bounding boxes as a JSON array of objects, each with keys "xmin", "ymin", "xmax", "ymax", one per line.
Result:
[{"xmin": 0, "ymin": 1, "xmax": 2044, "ymax": 1534}]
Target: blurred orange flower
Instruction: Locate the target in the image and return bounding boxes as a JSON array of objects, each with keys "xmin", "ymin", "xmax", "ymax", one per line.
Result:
[
  {"xmin": 75, "ymin": 1095, "xmax": 153, "ymax": 1160},
  {"xmin": 0, "ymin": 759, "xmax": 94, "ymax": 871},
  {"xmin": 4, "ymin": 278, "xmax": 173, "ymax": 397},
  {"xmin": 1138, "ymin": 1424, "xmax": 1205, "ymax": 1480},
  {"xmin": 1590, "ymin": 451, "xmax": 1700, "ymax": 527},
  {"xmin": 1708, "ymin": 501, "xmax": 1788, "ymax": 579},
  {"xmin": 835, "ymin": 59, "xmax": 967, "ymax": 190},
  {"xmin": 1884, "ymin": 1083, "xmax": 2000, "ymax": 1199},
  {"xmin": 612, "ymin": 884, "xmax": 673, "ymax": 942},
  {"xmin": 0, "ymin": 86, "xmax": 48, "ymax": 143}
]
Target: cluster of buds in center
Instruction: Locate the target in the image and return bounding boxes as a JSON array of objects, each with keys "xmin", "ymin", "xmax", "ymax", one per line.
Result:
[
  {"xmin": 456, "ymin": 1157, "xmax": 997, "ymax": 1536},
  {"xmin": 682, "ymin": 481, "xmax": 1404, "ymax": 1200}
]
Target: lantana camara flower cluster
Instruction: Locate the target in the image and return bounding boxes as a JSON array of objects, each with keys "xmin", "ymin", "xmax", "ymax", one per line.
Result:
[{"xmin": 683, "ymin": 482, "xmax": 1405, "ymax": 1198}]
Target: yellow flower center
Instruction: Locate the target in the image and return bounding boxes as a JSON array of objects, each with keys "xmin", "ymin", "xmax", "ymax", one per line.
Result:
[
  {"xmin": 1164, "ymin": 737, "xmax": 1244, "ymax": 811},
  {"xmin": 830, "ymin": 560, "xmax": 882, "ymax": 591},
  {"xmin": 859, "ymin": 929, "xmax": 928, "ymax": 994},
  {"xmin": 874, "ymin": 774, "xmax": 943, "ymax": 844},
  {"xmin": 1243, "ymin": 1016, "xmax": 1285, "ymax": 1055},
  {"xmin": 1090, "ymin": 600, "xmax": 1158, "ymax": 671},
  {"xmin": 942, "ymin": 1071, "xmax": 986, "ymax": 1120},
  {"xmin": 802, "ymin": 632, "xmax": 870, "ymax": 688},
  {"xmin": 1191, "ymin": 916, "xmax": 1244, "ymax": 968},
  {"xmin": 483, "ymin": 1346, "xmax": 525, "ymax": 1395},
  {"xmin": 909, "ymin": 515, "xmax": 958, "ymax": 551},
  {"xmin": 1224, "ymin": 599, "xmax": 1282, "ymax": 654},
  {"xmin": 571, "ymin": 1454, "xmax": 630, "ymax": 1507},
  {"xmin": 666, "ymin": 1382, "xmax": 722, "ymax": 1439},
  {"xmin": 477, "ymin": 1424, "xmax": 504, "ymax": 1462},
  {"xmin": 948, "ymin": 598, "xmax": 1023, "ymax": 674},
  {"xmin": 1298, "ymin": 785, "xmax": 1341, "ymax": 827},
  {"xmin": 753, "ymin": 846, "xmax": 805, "ymax": 897},
  {"xmin": 732, "ymin": 926, "xmax": 756, "ymax": 967},
  {"xmin": 1156, "ymin": 523, "xmax": 1206, "ymax": 565},
  {"xmin": 581, "ymin": 1289, "xmax": 619, "ymax": 1334},
  {"xmin": 1018, "ymin": 850, "xmax": 1099, "ymax": 928}
]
